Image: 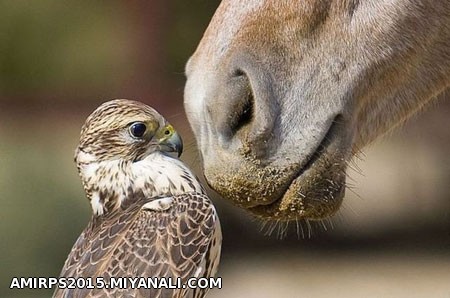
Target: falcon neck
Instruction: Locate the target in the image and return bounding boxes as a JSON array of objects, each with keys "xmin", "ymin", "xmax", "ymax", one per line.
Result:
[{"xmin": 76, "ymin": 150, "xmax": 205, "ymax": 216}]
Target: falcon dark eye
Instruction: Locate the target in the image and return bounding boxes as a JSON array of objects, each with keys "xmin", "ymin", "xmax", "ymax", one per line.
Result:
[{"xmin": 129, "ymin": 122, "xmax": 147, "ymax": 138}]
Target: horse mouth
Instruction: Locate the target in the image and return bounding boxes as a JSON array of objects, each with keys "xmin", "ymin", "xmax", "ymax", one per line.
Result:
[
  {"xmin": 247, "ymin": 116, "xmax": 346, "ymax": 220},
  {"xmin": 203, "ymin": 115, "xmax": 347, "ymax": 221}
]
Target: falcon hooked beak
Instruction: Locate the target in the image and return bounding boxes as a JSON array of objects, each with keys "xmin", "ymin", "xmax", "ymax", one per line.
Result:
[{"xmin": 156, "ymin": 124, "xmax": 183, "ymax": 158}]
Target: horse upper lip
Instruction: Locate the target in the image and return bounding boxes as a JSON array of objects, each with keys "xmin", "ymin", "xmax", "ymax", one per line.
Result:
[{"xmin": 293, "ymin": 116, "xmax": 339, "ymax": 178}]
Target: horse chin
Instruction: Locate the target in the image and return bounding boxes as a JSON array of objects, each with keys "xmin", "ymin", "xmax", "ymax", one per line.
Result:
[{"xmin": 248, "ymin": 151, "xmax": 347, "ymax": 221}]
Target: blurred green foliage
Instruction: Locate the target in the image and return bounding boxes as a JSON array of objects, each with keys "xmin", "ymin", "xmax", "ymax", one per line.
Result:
[
  {"xmin": 166, "ymin": 1, "xmax": 220, "ymax": 82},
  {"xmin": 0, "ymin": 1, "xmax": 132, "ymax": 97},
  {"xmin": 0, "ymin": 0, "xmax": 220, "ymax": 101},
  {"xmin": 0, "ymin": 122, "xmax": 89, "ymax": 297}
]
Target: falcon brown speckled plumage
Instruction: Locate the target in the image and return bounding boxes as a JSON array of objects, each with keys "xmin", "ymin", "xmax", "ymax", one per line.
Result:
[{"xmin": 54, "ymin": 99, "xmax": 222, "ymax": 298}]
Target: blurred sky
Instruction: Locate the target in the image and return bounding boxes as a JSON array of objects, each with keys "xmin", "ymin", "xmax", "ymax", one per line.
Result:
[{"xmin": 1, "ymin": 1, "xmax": 449, "ymax": 297}]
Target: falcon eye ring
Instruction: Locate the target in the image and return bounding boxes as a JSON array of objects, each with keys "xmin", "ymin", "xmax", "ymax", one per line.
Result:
[{"xmin": 129, "ymin": 122, "xmax": 147, "ymax": 138}]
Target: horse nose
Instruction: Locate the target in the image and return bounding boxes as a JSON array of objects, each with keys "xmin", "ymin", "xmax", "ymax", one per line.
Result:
[{"xmin": 208, "ymin": 59, "xmax": 279, "ymax": 158}]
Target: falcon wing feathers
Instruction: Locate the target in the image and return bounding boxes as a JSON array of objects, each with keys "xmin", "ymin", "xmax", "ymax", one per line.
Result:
[{"xmin": 54, "ymin": 192, "xmax": 219, "ymax": 298}]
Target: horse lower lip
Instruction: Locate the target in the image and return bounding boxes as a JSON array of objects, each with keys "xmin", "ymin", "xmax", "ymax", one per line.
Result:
[{"xmin": 248, "ymin": 117, "xmax": 338, "ymax": 211}]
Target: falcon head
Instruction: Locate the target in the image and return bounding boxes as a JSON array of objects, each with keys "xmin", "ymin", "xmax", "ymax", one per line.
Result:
[
  {"xmin": 76, "ymin": 99, "xmax": 182, "ymax": 164},
  {"xmin": 75, "ymin": 99, "xmax": 189, "ymax": 215}
]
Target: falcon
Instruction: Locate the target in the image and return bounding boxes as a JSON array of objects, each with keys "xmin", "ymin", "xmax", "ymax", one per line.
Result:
[{"xmin": 54, "ymin": 99, "xmax": 222, "ymax": 298}]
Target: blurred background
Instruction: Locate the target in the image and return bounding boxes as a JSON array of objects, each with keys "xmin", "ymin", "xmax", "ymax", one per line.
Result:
[{"xmin": 1, "ymin": 1, "xmax": 449, "ymax": 297}]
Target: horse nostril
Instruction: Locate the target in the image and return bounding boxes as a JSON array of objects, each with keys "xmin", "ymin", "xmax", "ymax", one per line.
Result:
[
  {"xmin": 210, "ymin": 61, "xmax": 276, "ymax": 154},
  {"xmin": 230, "ymin": 88, "xmax": 254, "ymax": 134},
  {"xmin": 221, "ymin": 68, "xmax": 256, "ymax": 137},
  {"xmin": 233, "ymin": 68, "xmax": 245, "ymax": 77}
]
